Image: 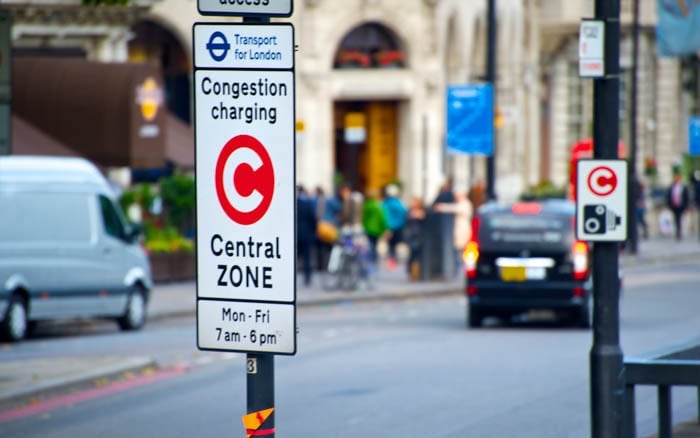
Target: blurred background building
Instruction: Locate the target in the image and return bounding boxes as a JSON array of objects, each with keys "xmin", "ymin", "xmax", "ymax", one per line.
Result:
[{"xmin": 1, "ymin": 0, "xmax": 698, "ymax": 200}]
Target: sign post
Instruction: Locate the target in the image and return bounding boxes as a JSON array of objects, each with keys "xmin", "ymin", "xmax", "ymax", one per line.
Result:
[
  {"xmin": 579, "ymin": 2, "xmax": 624, "ymax": 437},
  {"xmin": 193, "ymin": 4, "xmax": 294, "ymax": 435}
]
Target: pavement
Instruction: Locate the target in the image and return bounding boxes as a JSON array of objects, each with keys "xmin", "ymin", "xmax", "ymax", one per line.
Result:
[{"xmin": 2, "ymin": 235, "xmax": 700, "ymax": 436}]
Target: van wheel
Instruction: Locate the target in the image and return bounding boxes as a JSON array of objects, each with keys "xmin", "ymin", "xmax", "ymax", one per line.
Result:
[
  {"xmin": 1, "ymin": 295, "xmax": 28, "ymax": 342},
  {"xmin": 118, "ymin": 287, "xmax": 147, "ymax": 331}
]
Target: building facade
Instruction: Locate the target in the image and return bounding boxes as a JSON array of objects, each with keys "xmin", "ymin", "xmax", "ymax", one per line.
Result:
[{"xmin": 4, "ymin": 0, "xmax": 698, "ymax": 199}]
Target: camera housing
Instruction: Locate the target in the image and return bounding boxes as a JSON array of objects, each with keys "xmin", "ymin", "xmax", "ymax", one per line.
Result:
[{"xmin": 583, "ymin": 204, "xmax": 621, "ymax": 234}]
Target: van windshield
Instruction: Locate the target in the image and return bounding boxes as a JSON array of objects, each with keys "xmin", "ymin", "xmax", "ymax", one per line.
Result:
[{"xmin": 99, "ymin": 195, "xmax": 133, "ymax": 242}]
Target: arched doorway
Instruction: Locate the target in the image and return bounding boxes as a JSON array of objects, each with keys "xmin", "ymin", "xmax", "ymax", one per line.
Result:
[{"xmin": 332, "ymin": 22, "xmax": 406, "ymax": 193}]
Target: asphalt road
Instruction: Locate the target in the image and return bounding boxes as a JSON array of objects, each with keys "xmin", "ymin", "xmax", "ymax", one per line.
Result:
[{"xmin": 3, "ymin": 262, "xmax": 700, "ymax": 437}]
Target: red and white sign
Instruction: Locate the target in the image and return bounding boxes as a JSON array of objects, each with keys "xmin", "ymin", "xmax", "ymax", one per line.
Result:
[
  {"xmin": 215, "ymin": 134, "xmax": 275, "ymax": 225},
  {"xmin": 586, "ymin": 165, "xmax": 617, "ymax": 197},
  {"xmin": 576, "ymin": 159, "xmax": 628, "ymax": 242},
  {"xmin": 193, "ymin": 22, "xmax": 296, "ymax": 354},
  {"xmin": 579, "ymin": 20, "xmax": 605, "ymax": 78}
]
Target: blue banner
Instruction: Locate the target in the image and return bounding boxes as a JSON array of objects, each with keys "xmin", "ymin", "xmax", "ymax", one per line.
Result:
[
  {"xmin": 657, "ymin": 0, "xmax": 700, "ymax": 57},
  {"xmin": 689, "ymin": 116, "xmax": 700, "ymax": 156},
  {"xmin": 446, "ymin": 83, "xmax": 493, "ymax": 155}
]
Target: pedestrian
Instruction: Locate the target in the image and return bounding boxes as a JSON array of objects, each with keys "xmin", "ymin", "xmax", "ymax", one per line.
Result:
[
  {"xmin": 432, "ymin": 177, "xmax": 455, "ymax": 205},
  {"xmin": 337, "ymin": 183, "xmax": 355, "ymax": 230},
  {"xmin": 692, "ymin": 170, "xmax": 700, "ymax": 240},
  {"xmin": 382, "ymin": 183, "xmax": 408, "ymax": 271},
  {"xmin": 313, "ymin": 186, "xmax": 332, "ymax": 271},
  {"xmin": 296, "ymin": 186, "xmax": 317, "ymax": 286},
  {"xmin": 361, "ymin": 188, "xmax": 387, "ymax": 271},
  {"xmin": 634, "ymin": 177, "xmax": 649, "ymax": 239},
  {"xmin": 404, "ymin": 196, "xmax": 426, "ymax": 280},
  {"xmin": 433, "ymin": 191, "xmax": 474, "ymax": 277},
  {"xmin": 666, "ymin": 170, "xmax": 690, "ymax": 240},
  {"xmin": 468, "ymin": 178, "xmax": 487, "ymax": 211}
]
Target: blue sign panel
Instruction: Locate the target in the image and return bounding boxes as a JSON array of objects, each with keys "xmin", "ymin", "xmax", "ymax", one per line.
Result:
[
  {"xmin": 657, "ymin": 0, "xmax": 700, "ymax": 57},
  {"xmin": 689, "ymin": 116, "xmax": 700, "ymax": 156},
  {"xmin": 446, "ymin": 83, "xmax": 493, "ymax": 155}
]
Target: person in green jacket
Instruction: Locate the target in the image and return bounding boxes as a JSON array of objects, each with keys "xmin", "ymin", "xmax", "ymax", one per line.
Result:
[{"xmin": 362, "ymin": 188, "xmax": 388, "ymax": 270}]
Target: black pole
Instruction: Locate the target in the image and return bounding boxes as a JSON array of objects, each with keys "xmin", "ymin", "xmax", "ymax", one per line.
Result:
[
  {"xmin": 590, "ymin": 1, "xmax": 625, "ymax": 438},
  {"xmin": 486, "ymin": 0, "xmax": 497, "ymax": 201},
  {"xmin": 627, "ymin": 0, "xmax": 640, "ymax": 254},
  {"xmin": 241, "ymin": 16, "xmax": 275, "ymax": 437},
  {"xmin": 247, "ymin": 354, "xmax": 275, "ymax": 435}
]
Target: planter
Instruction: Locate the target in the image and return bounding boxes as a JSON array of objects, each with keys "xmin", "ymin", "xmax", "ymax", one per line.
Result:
[{"xmin": 149, "ymin": 251, "xmax": 195, "ymax": 283}]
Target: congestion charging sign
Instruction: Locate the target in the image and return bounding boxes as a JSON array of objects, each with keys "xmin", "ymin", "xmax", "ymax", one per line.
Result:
[{"xmin": 193, "ymin": 22, "xmax": 296, "ymax": 355}]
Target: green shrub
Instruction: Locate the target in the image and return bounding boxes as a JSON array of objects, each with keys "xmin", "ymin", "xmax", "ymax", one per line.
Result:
[
  {"xmin": 520, "ymin": 181, "xmax": 567, "ymax": 200},
  {"xmin": 159, "ymin": 174, "xmax": 195, "ymax": 234},
  {"xmin": 143, "ymin": 225, "xmax": 194, "ymax": 254}
]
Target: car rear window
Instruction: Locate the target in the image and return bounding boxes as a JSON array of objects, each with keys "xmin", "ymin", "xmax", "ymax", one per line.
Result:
[{"xmin": 480, "ymin": 213, "xmax": 572, "ymax": 246}]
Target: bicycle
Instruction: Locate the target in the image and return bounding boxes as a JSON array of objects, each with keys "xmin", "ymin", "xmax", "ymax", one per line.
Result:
[{"xmin": 321, "ymin": 228, "xmax": 370, "ymax": 291}]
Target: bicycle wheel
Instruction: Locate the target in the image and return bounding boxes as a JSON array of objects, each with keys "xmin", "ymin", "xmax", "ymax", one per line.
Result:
[
  {"xmin": 322, "ymin": 245, "xmax": 343, "ymax": 290},
  {"xmin": 338, "ymin": 253, "xmax": 362, "ymax": 291}
]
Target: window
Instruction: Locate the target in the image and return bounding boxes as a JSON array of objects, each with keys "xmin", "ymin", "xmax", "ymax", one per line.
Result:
[
  {"xmin": 333, "ymin": 23, "xmax": 406, "ymax": 69},
  {"xmin": 566, "ymin": 62, "xmax": 587, "ymax": 148},
  {"xmin": 99, "ymin": 195, "xmax": 127, "ymax": 241}
]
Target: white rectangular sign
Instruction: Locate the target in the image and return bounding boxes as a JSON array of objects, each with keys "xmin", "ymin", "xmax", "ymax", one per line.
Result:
[
  {"xmin": 579, "ymin": 20, "xmax": 605, "ymax": 78},
  {"xmin": 576, "ymin": 159, "xmax": 628, "ymax": 242},
  {"xmin": 195, "ymin": 68, "xmax": 295, "ymax": 302},
  {"xmin": 193, "ymin": 23, "xmax": 294, "ymax": 70},
  {"xmin": 198, "ymin": 300, "xmax": 295, "ymax": 354},
  {"xmin": 193, "ymin": 22, "xmax": 296, "ymax": 355},
  {"xmin": 197, "ymin": 0, "xmax": 292, "ymax": 17}
]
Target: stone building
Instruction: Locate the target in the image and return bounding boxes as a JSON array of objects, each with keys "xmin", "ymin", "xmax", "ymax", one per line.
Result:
[
  {"xmin": 4, "ymin": 0, "xmax": 698, "ymax": 198},
  {"xmin": 540, "ymin": 0, "xmax": 699, "ymax": 192}
]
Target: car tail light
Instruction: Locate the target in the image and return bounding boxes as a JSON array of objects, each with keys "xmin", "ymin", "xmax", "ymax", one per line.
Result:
[
  {"xmin": 463, "ymin": 241, "xmax": 479, "ymax": 279},
  {"xmin": 573, "ymin": 287, "xmax": 586, "ymax": 297},
  {"xmin": 467, "ymin": 285, "xmax": 478, "ymax": 296},
  {"xmin": 464, "ymin": 216, "xmax": 481, "ymax": 279},
  {"xmin": 572, "ymin": 240, "xmax": 589, "ymax": 280}
]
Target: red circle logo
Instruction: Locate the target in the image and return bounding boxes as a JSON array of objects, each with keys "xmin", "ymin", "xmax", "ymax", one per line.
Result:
[
  {"xmin": 586, "ymin": 165, "xmax": 617, "ymax": 197},
  {"xmin": 215, "ymin": 135, "xmax": 274, "ymax": 225}
]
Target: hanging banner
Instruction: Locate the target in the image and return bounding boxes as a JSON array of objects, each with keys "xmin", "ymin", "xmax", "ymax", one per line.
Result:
[
  {"xmin": 689, "ymin": 116, "xmax": 700, "ymax": 156},
  {"xmin": 446, "ymin": 83, "xmax": 494, "ymax": 155},
  {"xmin": 657, "ymin": 0, "xmax": 700, "ymax": 57}
]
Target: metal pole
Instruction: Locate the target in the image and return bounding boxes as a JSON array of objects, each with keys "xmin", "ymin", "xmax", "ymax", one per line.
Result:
[
  {"xmin": 486, "ymin": 0, "xmax": 497, "ymax": 201},
  {"xmin": 247, "ymin": 354, "xmax": 275, "ymax": 436},
  {"xmin": 627, "ymin": 0, "xmax": 640, "ymax": 254},
  {"xmin": 590, "ymin": 1, "xmax": 625, "ymax": 437},
  {"xmin": 241, "ymin": 15, "xmax": 275, "ymax": 438}
]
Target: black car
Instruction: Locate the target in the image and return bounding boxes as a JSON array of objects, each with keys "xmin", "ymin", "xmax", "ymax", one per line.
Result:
[{"xmin": 463, "ymin": 198, "xmax": 592, "ymax": 328}]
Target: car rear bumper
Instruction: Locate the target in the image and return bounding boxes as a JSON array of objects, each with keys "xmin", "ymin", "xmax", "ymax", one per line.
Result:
[{"xmin": 467, "ymin": 279, "xmax": 590, "ymax": 312}]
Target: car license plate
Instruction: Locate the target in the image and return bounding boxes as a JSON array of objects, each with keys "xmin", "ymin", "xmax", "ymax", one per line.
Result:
[
  {"xmin": 500, "ymin": 266, "xmax": 546, "ymax": 281},
  {"xmin": 526, "ymin": 267, "xmax": 546, "ymax": 280},
  {"xmin": 501, "ymin": 266, "xmax": 526, "ymax": 282}
]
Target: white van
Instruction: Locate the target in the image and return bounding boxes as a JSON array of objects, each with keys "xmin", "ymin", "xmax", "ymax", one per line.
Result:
[{"xmin": 0, "ymin": 156, "xmax": 153, "ymax": 341}]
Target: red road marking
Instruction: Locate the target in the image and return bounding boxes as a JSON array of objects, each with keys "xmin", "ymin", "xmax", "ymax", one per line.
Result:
[{"xmin": 0, "ymin": 367, "xmax": 186, "ymax": 423}]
